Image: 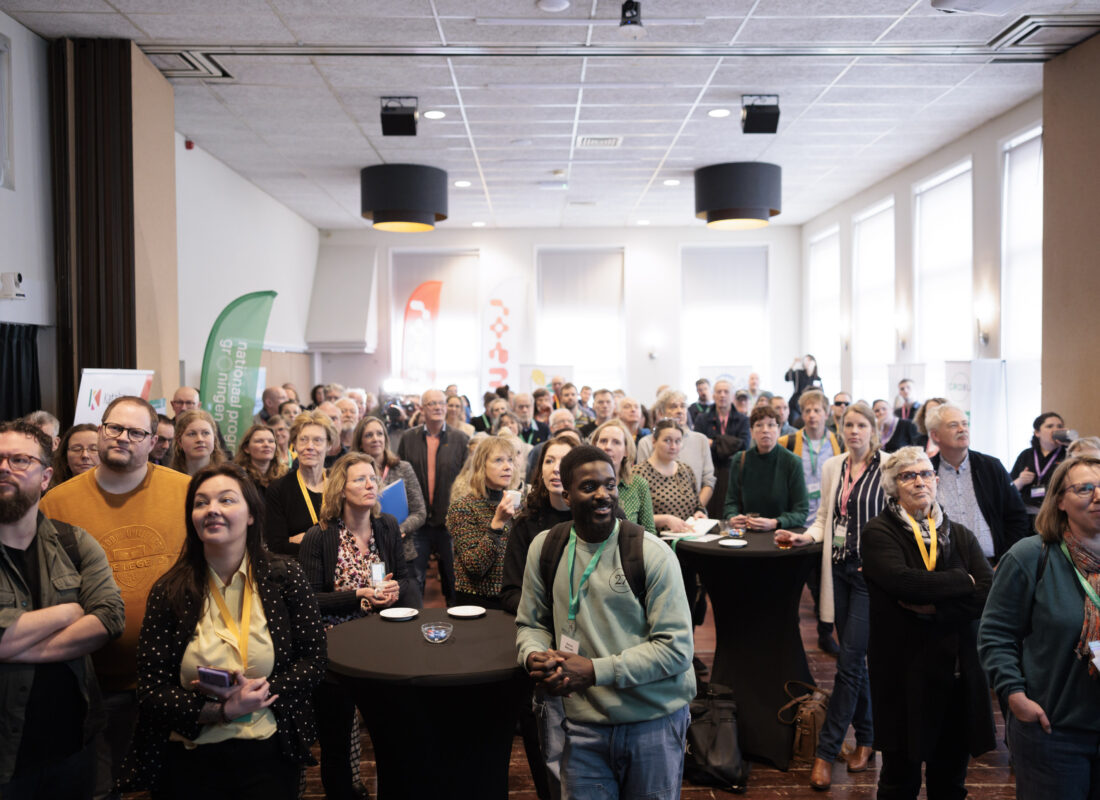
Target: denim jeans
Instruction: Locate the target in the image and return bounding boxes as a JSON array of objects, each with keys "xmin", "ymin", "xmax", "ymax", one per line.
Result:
[
  {"xmin": 1007, "ymin": 714, "xmax": 1100, "ymax": 800},
  {"xmin": 534, "ymin": 689, "xmax": 565, "ymax": 800},
  {"xmin": 560, "ymin": 705, "xmax": 690, "ymax": 800},
  {"xmin": 816, "ymin": 560, "xmax": 873, "ymax": 762},
  {"xmin": 412, "ymin": 524, "xmax": 455, "ymax": 606}
]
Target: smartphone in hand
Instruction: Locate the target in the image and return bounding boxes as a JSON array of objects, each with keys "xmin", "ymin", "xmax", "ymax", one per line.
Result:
[{"xmin": 196, "ymin": 666, "xmax": 234, "ymax": 688}]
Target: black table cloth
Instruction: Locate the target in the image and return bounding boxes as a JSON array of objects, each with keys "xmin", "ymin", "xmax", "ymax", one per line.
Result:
[
  {"xmin": 675, "ymin": 531, "xmax": 822, "ymax": 770},
  {"xmin": 327, "ymin": 608, "xmax": 526, "ymax": 799}
]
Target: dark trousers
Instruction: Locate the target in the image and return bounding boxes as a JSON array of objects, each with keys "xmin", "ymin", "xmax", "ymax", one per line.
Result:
[
  {"xmin": 877, "ymin": 679, "xmax": 971, "ymax": 800},
  {"xmin": 313, "ymin": 679, "xmax": 362, "ymax": 800},
  {"xmin": 93, "ymin": 689, "xmax": 137, "ymax": 800},
  {"xmin": 413, "ymin": 524, "xmax": 455, "ymax": 605},
  {"xmin": 1, "ymin": 742, "xmax": 95, "ymax": 800},
  {"xmin": 154, "ymin": 737, "xmax": 298, "ymax": 800}
]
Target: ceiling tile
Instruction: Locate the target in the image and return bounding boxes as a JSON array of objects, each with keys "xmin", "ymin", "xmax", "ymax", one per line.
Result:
[
  {"xmin": 735, "ymin": 16, "xmax": 896, "ymax": 43},
  {"xmin": 282, "ymin": 15, "xmax": 442, "ymax": 44},
  {"xmin": 6, "ymin": 10, "xmax": 147, "ymax": 38},
  {"xmin": 127, "ymin": 11, "xmax": 295, "ymax": 43}
]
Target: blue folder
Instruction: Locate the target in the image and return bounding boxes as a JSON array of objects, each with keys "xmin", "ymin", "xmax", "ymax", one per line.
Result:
[{"xmin": 379, "ymin": 478, "xmax": 409, "ymax": 524}]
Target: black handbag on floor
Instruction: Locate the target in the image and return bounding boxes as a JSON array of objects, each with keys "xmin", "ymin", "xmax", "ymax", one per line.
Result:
[{"xmin": 683, "ymin": 682, "xmax": 749, "ymax": 794}]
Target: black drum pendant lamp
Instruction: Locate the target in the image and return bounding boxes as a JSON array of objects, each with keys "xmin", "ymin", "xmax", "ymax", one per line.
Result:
[
  {"xmin": 694, "ymin": 161, "xmax": 781, "ymax": 230},
  {"xmin": 360, "ymin": 164, "xmax": 448, "ymax": 232}
]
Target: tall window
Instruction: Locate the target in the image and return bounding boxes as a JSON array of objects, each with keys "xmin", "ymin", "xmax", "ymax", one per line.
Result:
[
  {"xmin": 0, "ymin": 34, "xmax": 12, "ymax": 190},
  {"xmin": 680, "ymin": 246, "xmax": 768, "ymax": 390},
  {"xmin": 1002, "ymin": 127, "xmax": 1043, "ymax": 361},
  {"xmin": 851, "ymin": 198, "xmax": 895, "ymax": 404},
  {"xmin": 807, "ymin": 228, "xmax": 841, "ymax": 393},
  {"xmin": 537, "ymin": 248, "xmax": 624, "ymax": 391},
  {"xmin": 914, "ymin": 162, "xmax": 973, "ymax": 398}
]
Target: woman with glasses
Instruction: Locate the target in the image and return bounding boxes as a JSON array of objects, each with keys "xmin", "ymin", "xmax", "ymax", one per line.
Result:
[
  {"xmin": 50, "ymin": 423, "xmax": 99, "ymax": 488},
  {"xmin": 170, "ymin": 410, "xmax": 226, "ymax": 476},
  {"xmin": 299, "ymin": 452, "xmax": 418, "ymax": 800},
  {"xmin": 980, "ymin": 456, "xmax": 1100, "ymax": 800},
  {"xmin": 264, "ymin": 411, "xmax": 337, "ymax": 558},
  {"xmin": 779, "ymin": 403, "xmax": 885, "ymax": 789},
  {"xmin": 724, "ymin": 406, "xmax": 809, "ymax": 533},
  {"xmin": 859, "ymin": 446, "xmax": 994, "ymax": 800}
]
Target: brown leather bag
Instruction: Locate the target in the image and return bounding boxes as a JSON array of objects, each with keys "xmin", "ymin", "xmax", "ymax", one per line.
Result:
[{"xmin": 777, "ymin": 680, "xmax": 831, "ymax": 762}]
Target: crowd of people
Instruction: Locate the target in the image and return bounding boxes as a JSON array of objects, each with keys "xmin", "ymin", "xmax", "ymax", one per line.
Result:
[{"xmin": 3, "ymin": 365, "xmax": 1100, "ymax": 800}]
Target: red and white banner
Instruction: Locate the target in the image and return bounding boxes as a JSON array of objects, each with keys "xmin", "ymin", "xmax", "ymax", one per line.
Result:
[{"xmin": 482, "ymin": 277, "xmax": 524, "ymax": 390}]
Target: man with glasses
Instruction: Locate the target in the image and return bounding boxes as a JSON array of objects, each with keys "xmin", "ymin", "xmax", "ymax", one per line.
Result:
[
  {"xmin": 926, "ymin": 402, "xmax": 1029, "ymax": 564},
  {"xmin": 40, "ymin": 396, "xmax": 189, "ymax": 800},
  {"xmin": 168, "ymin": 386, "xmax": 199, "ymax": 419},
  {"xmin": 0, "ymin": 420, "xmax": 125, "ymax": 799},
  {"xmin": 397, "ymin": 388, "xmax": 470, "ymax": 605},
  {"xmin": 827, "ymin": 392, "xmax": 853, "ymax": 435}
]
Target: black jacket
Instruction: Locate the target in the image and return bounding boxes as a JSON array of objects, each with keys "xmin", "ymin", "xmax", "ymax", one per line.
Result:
[
  {"xmin": 396, "ymin": 424, "xmax": 470, "ymax": 528},
  {"xmin": 694, "ymin": 408, "xmax": 750, "ymax": 467},
  {"xmin": 121, "ymin": 557, "xmax": 326, "ymax": 791},
  {"xmin": 298, "ymin": 513, "xmax": 421, "ymax": 613},
  {"xmin": 931, "ymin": 450, "xmax": 1030, "ymax": 563},
  {"xmin": 881, "ymin": 418, "xmax": 920, "ymax": 453},
  {"xmin": 500, "ymin": 505, "xmax": 573, "ymax": 615}
]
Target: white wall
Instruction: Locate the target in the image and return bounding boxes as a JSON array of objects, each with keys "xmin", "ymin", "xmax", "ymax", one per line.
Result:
[
  {"xmin": 0, "ymin": 12, "xmax": 55, "ymax": 408},
  {"xmin": 319, "ymin": 224, "xmax": 801, "ymax": 404},
  {"xmin": 175, "ymin": 133, "xmax": 320, "ymax": 387}
]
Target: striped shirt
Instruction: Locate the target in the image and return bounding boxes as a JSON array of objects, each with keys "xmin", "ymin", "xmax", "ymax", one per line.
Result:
[{"xmin": 834, "ymin": 451, "xmax": 886, "ymax": 564}]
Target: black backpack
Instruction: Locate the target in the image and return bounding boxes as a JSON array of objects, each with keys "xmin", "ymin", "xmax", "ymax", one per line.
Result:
[
  {"xmin": 537, "ymin": 519, "xmax": 648, "ymax": 612},
  {"xmin": 684, "ymin": 682, "xmax": 750, "ymax": 793}
]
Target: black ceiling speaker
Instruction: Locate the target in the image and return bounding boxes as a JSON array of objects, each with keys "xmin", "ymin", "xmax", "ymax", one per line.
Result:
[{"xmin": 381, "ymin": 97, "xmax": 418, "ymax": 136}]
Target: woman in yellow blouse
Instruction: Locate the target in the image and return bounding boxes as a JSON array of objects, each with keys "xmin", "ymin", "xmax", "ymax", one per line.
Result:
[{"xmin": 121, "ymin": 463, "xmax": 326, "ymax": 799}]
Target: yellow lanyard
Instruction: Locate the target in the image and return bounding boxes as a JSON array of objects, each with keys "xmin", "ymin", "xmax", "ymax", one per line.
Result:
[
  {"xmin": 297, "ymin": 469, "xmax": 324, "ymax": 525},
  {"xmin": 207, "ymin": 564, "xmax": 253, "ymax": 670},
  {"xmin": 904, "ymin": 511, "xmax": 938, "ymax": 571}
]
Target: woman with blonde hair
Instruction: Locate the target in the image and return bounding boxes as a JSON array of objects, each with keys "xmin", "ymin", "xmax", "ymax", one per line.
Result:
[
  {"xmin": 447, "ymin": 436, "xmax": 521, "ymax": 609},
  {"xmin": 263, "ymin": 410, "xmax": 337, "ymax": 557},
  {"xmin": 233, "ymin": 424, "xmax": 287, "ymax": 491},
  {"xmin": 592, "ymin": 418, "xmax": 656, "ymax": 534},
  {"xmin": 171, "ymin": 409, "xmax": 226, "ymax": 476},
  {"xmin": 299, "ymin": 452, "xmax": 417, "ymax": 800},
  {"xmin": 780, "ymin": 402, "xmax": 886, "ymax": 789}
]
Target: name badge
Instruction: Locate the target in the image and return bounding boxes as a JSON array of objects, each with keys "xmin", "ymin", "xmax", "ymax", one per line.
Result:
[
  {"xmin": 370, "ymin": 561, "xmax": 386, "ymax": 585},
  {"xmin": 1030, "ymin": 486, "xmax": 1047, "ymax": 499},
  {"xmin": 833, "ymin": 519, "xmax": 848, "ymax": 551},
  {"xmin": 808, "ymin": 489, "xmax": 821, "ymax": 501},
  {"xmin": 559, "ymin": 634, "xmax": 580, "ymax": 655},
  {"xmin": 1090, "ymin": 641, "xmax": 1100, "ymax": 672}
]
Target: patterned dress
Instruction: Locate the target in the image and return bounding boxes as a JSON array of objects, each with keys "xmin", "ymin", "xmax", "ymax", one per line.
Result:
[
  {"xmin": 322, "ymin": 520, "xmax": 382, "ymax": 630},
  {"xmin": 636, "ymin": 461, "xmax": 702, "ymax": 525}
]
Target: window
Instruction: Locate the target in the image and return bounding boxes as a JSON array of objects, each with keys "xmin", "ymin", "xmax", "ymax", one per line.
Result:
[
  {"xmin": 1001, "ymin": 127, "xmax": 1043, "ymax": 361},
  {"xmin": 807, "ymin": 228, "xmax": 841, "ymax": 392},
  {"xmin": 0, "ymin": 33, "xmax": 12, "ymax": 190},
  {"xmin": 680, "ymin": 246, "xmax": 768, "ymax": 390},
  {"xmin": 536, "ymin": 248, "xmax": 624, "ymax": 391},
  {"xmin": 914, "ymin": 162, "xmax": 973, "ymax": 398},
  {"xmin": 851, "ymin": 198, "xmax": 895, "ymax": 404}
]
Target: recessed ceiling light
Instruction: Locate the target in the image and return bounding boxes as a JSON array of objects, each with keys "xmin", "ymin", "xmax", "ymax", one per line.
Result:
[
  {"xmin": 708, "ymin": 108, "xmax": 732, "ymax": 118},
  {"xmin": 637, "ymin": 219, "xmax": 651, "ymax": 226},
  {"xmin": 423, "ymin": 110, "xmax": 446, "ymax": 120},
  {"xmin": 472, "ymin": 221, "xmax": 486, "ymax": 227},
  {"xmin": 663, "ymin": 179, "xmax": 680, "ymax": 187},
  {"xmin": 454, "ymin": 180, "xmax": 472, "ymax": 188},
  {"xmin": 536, "ymin": 0, "xmax": 571, "ymax": 10}
]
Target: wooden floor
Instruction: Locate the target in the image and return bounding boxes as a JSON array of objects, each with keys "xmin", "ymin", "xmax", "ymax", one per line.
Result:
[{"xmin": 128, "ymin": 557, "xmax": 1018, "ymax": 799}]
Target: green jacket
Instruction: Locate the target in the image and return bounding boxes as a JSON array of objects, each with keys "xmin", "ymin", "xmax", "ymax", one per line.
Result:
[{"xmin": 0, "ymin": 513, "xmax": 125, "ymax": 783}]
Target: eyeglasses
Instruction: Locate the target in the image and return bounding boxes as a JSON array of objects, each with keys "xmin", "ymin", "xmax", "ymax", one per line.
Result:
[
  {"xmin": 0, "ymin": 453, "xmax": 47, "ymax": 471},
  {"xmin": 897, "ymin": 470, "xmax": 936, "ymax": 484},
  {"xmin": 422, "ymin": 401, "xmax": 445, "ymax": 409},
  {"xmin": 834, "ymin": 401, "xmax": 851, "ymax": 407},
  {"xmin": 67, "ymin": 445, "xmax": 98, "ymax": 455},
  {"xmin": 101, "ymin": 422, "xmax": 153, "ymax": 443},
  {"xmin": 1063, "ymin": 482, "xmax": 1100, "ymax": 499}
]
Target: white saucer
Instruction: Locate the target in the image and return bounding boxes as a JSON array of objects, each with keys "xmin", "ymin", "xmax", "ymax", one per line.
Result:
[
  {"xmin": 447, "ymin": 605, "xmax": 487, "ymax": 619},
  {"xmin": 718, "ymin": 538, "xmax": 748, "ymax": 548},
  {"xmin": 379, "ymin": 607, "xmax": 419, "ymax": 621}
]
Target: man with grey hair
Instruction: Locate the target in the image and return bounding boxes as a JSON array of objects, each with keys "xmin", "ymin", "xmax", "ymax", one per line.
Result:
[
  {"xmin": 397, "ymin": 388, "xmax": 469, "ymax": 603},
  {"xmin": 526, "ymin": 409, "xmax": 577, "ymax": 479},
  {"xmin": 636, "ymin": 390, "xmax": 716, "ymax": 510},
  {"xmin": 23, "ymin": 410, "xmax": 61, "ymax": 452},
  {"xmin": 695, "ymin": 380, "xmax": 750, "ymax": 518},
  {"xmin": 335, "ymin": 397, "xmax": 361, "ymax": 450},
  {"xmin": 512, "ymin": 392, "xmax": 549, "ymax": 447},
  {"xmin": 323, "ymin": 383, "xmax": 346, "ymax": 403},
  {"xmin": 253, "ymin": 385, "xmax": 288, "ymax": 426},
  {"xmin": 926, "ymin": 403, "xmax": 1029, "ymax": 564},
  {"xmin": 580, "ymin": 389, "xmax": 617, "ymax": 440}
]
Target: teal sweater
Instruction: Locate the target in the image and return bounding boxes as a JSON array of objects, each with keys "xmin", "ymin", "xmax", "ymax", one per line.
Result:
[
  {"xmin": 979, "ymin": 535, "xmax": 1100, "ymax": 733},
  {"xmin": 722, "ymin": 445, "xmax": 809, "ymax": 529},
  {"xmin": 515, "ymin": 525, "xmax": 696, "ymax": 724}
]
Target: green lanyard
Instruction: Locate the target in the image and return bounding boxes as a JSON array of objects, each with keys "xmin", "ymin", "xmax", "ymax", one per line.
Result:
[
  {"xmin": 1061, "ymin": 542, "xmax": 1100, "ymax": 612},
  {"xmin": 805, "ymin": 434, "xmax": 826, "ymax": 477},
  {"xmin": 567, "ymin": 523, "xmax": 615, "ymax": 622}
]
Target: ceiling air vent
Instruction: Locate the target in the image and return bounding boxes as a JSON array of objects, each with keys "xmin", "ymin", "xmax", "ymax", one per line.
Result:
[{"xmin": 576, "ymin": 136, "xmax": 622, "ymax": 149}]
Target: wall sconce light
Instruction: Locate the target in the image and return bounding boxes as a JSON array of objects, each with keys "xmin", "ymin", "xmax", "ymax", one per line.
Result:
[
  {"xmin": 974, "ymin": 294, "xmax": 994, "ymax": 348},
  {"xmin": 976, "ymin": 319, "xmax": 990, "ymax": 347}
]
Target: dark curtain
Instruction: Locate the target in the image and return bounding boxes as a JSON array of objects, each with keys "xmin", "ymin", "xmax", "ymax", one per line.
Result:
[{"xmin": 0, "ymin": 323, "xmax": 42, "ymax": 421}]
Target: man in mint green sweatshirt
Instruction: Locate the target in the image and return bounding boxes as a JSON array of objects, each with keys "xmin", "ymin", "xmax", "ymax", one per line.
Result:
[{"xmin": 516, "ymin": 445, "xmax": 696, "ymax": 799}]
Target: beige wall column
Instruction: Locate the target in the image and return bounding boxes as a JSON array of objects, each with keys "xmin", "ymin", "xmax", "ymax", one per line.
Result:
[
  {"xmin": 1043, "ymin": 34, "xmax": 1100, "ymax": 432},
  {"xmin": 131, "ymin": 42, "xmax": 178, "ymax": 400}
]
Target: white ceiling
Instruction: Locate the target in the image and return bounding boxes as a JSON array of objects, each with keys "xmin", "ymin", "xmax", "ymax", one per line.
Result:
[{"xmin": 4, "ymin": 0, "xmax": 1100, "ymax": 229}]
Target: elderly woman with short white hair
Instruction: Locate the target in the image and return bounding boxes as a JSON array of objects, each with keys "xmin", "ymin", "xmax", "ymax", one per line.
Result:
[
  {"xmin": 859, "ymin": 446, "xmax": 994, "ymax": 800},
  {"xmin": 635, "ymin": 389, "xmax": 716, "ymax": 511}
]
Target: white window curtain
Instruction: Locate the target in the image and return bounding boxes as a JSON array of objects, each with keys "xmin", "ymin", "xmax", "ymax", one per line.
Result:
[
  {"xmin": 0, "ymin": 35, "xmax": 11, "ymax": 189},
  {"xmin": 807, "ymin": 228, "xmax": 842, "ymax": 394},
  {"xmin": 914, "ymin": 162, "xmax": 973, "ymax": 398},
  {"xmin": 851, "ymin": 199, "xmax": 895, "ymax": 404},
  {"xmin": 1002, "ymin": 128, "xmax": 1043, "ymax": 361},
  {"xmin": 679, "ymin": 246, "xmax": 769, "ymax": 390},
  {"xmin": 536, "ymin": 248, "xmax": 624, "ymax": 391}
]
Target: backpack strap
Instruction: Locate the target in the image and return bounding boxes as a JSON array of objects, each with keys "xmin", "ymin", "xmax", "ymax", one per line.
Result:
[
  {"xmin": 616, "ymin": 520, "xmax": 648, "ymax": 606},
  {"xmin": 51, "ymin": 519, "xmax": 82, "ymax": 572},
  {"xmin": 538, "ymin": 521, "xmax": 575, "ymax": 612}
]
